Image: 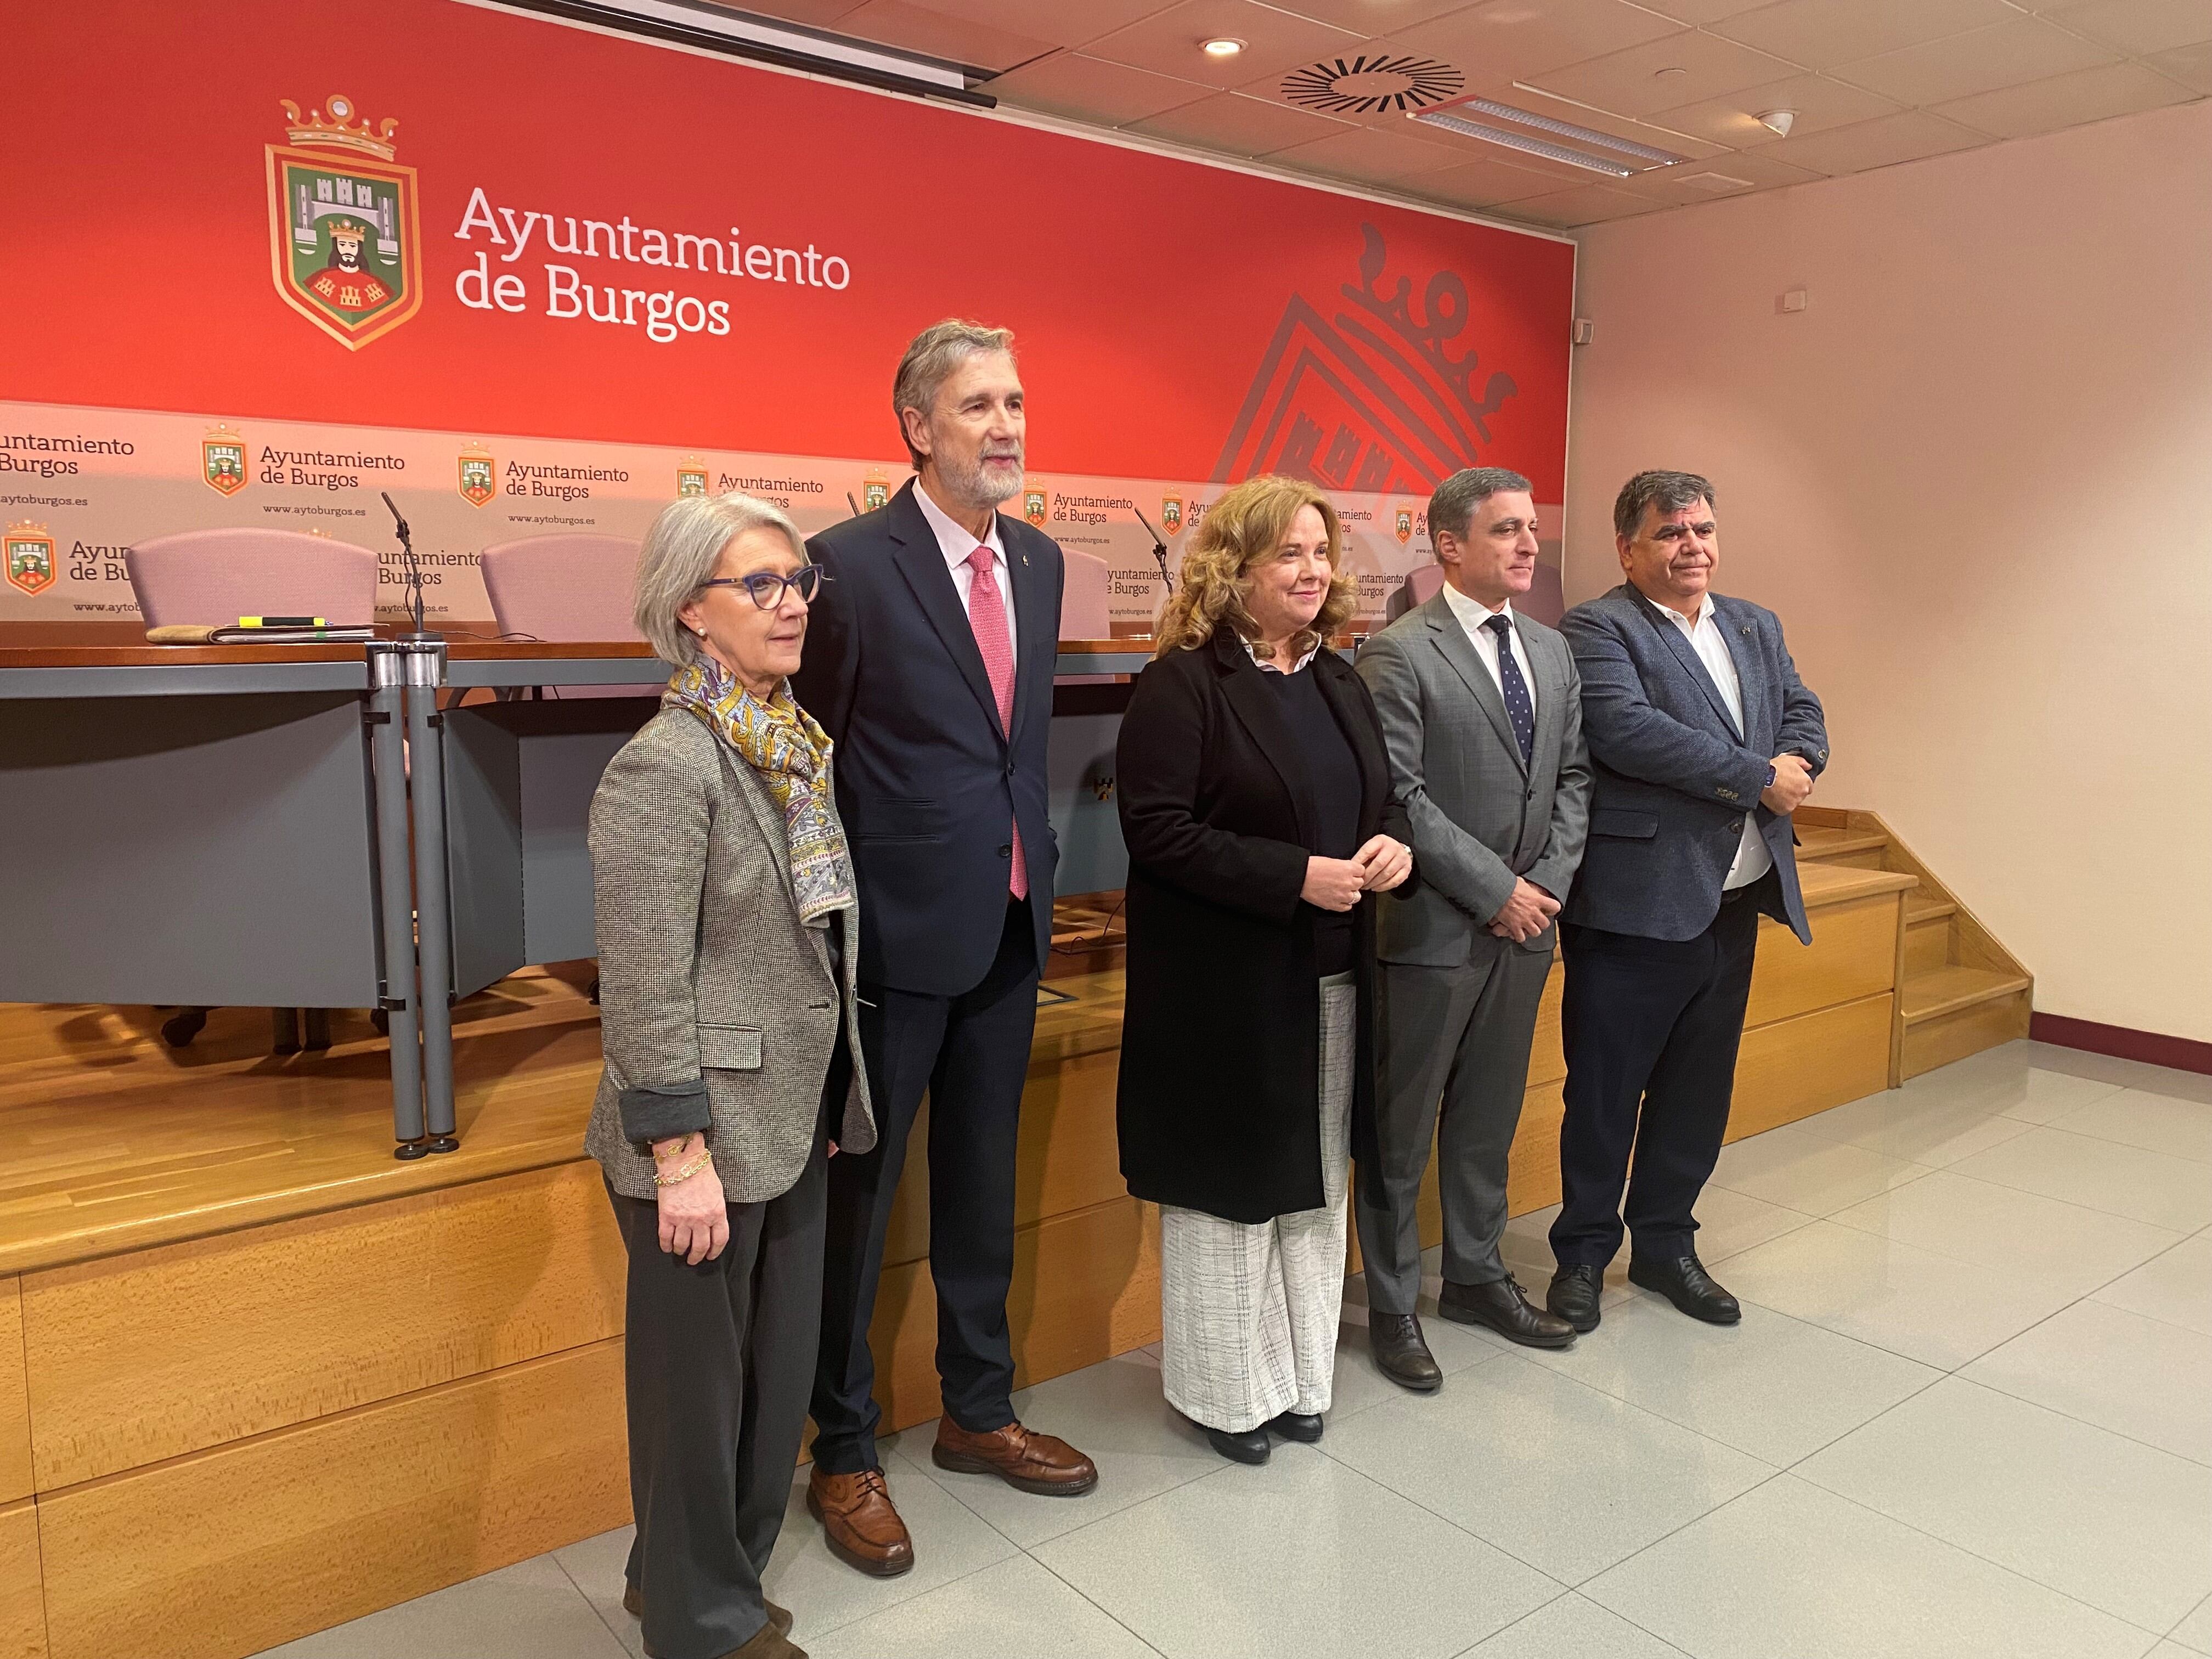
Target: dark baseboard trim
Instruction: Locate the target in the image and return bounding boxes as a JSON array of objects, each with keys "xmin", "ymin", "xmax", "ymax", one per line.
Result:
[{"xmin": 2029, "ymin": 1012, "xmax": 2212, "ymax": 1076}]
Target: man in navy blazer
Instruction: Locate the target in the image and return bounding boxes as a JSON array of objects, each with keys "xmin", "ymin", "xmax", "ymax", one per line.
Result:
[
  {"xmin": 1547, "ymin": 471, "xmax": 1829, "ymax": 1334},
  {"xmin": 794, "ymin": 321, "xmax": 1094, "ymax": 1578}
]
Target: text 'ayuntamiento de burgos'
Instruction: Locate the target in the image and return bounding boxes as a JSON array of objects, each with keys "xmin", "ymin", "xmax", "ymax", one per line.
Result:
[{"xmin": 450, "ymin": 188, "xmax": 854, "ymax": 345}]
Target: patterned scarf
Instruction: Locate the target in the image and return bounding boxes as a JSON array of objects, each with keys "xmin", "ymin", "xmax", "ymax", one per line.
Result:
[{"xmin": 663, "ymin": 657, "xmax": 855, "ymax": 928}]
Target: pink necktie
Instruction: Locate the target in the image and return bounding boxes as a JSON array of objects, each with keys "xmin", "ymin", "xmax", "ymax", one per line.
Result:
[{"xmin": 965, "ymin": 545, "xmax": 1027, "ymax": 900}]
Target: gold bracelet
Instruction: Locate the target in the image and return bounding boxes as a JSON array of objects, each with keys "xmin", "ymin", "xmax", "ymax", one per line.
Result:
[
  {"xmin": 653, "ymin": 1149, "xmax": 713, "ymax": 1188},
  {"xmin": 651, "ymin": 1133, "xmax": 697, "ymax": 1163}
]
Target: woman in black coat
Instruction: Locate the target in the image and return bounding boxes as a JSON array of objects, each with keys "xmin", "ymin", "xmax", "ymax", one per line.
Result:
[{"xmin": 1115, "ymin": 474, "xmax": 1413, "ymax": 1465}]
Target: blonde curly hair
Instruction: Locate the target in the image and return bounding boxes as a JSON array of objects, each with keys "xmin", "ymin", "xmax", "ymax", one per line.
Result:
[{"xmin": 1152, "ymin": 475, "xmax": 1356, "ymax": 662}]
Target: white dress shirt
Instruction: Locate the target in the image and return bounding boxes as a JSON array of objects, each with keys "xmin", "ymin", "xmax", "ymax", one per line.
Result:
[
  {"xmin": 914, "ymin": 478, "xmax": 1017, "ymax": 672},
  {"xmin": 1440, "ymin": 582, "xmax": 1536, "ymax": 718},
  {"xmin": 1643, "ymin": 590, "xmax": 1771, "ymax": 890}
]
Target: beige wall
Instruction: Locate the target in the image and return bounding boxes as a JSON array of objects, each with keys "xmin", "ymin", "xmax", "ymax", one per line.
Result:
[{"xmin": 1564, "ymin": 98, "xmax": 2212, "ymax": 1043}]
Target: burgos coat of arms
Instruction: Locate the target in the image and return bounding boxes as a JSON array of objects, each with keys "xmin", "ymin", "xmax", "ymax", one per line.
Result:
[
  {"xmin": 459, "ymin": 443, "xmax": 496, "ymax": 507},
  {"xmin": 267, "ymin": 93, "xmax": 422, "ymax": 349},
  {"xmin": 204, "ymin": 426, "xmax": 249, "ymax": 497},
  {"xmin": 1023, "ymin": 487, "xmax": 1048, "ymax": 528},
  {"xmin": 5, "ymin": 522, "xmax": 55, "ymax": 597},
  {"xmin": 1161, "ymin": 495, "xmax": 1183, "ymax": 537}
]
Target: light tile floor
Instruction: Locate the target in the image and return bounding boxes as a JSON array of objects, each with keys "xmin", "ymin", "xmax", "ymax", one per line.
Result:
[{"xmin": 254, "ymin": 1041, "xmax": 2212, "ymax": 1659}]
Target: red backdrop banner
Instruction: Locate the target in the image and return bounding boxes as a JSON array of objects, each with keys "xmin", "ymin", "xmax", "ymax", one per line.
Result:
[{"xmin": 1, "ymin": 0, "xmax": 1571, "ymax": 493}]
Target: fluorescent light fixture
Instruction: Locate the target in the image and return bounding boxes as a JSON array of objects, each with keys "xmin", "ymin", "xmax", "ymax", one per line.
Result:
[
  {"xmin": 1412, "ymin": 93, "xmax": 1688, "ymax": 176},
  {"xmin": 1413, "ymin": 110, "xmax": 1634, "ymax": 176},
  {"xmin": 1201, "ymin": 36, "xmax": 1247, "ymax": 57},
  {"xmin": 498, "ymin": 0, "xmax": 986, "ymax": 100}
]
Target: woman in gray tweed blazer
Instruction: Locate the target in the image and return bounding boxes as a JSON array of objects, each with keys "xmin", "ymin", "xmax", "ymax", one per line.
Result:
[{"xmin": 586, "ymin": 491, "xmax": 874, "ymax": 1659}]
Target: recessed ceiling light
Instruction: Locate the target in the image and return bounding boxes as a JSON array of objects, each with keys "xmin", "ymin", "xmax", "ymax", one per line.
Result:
[
  {"xmin": 1200, "ymin": 37, "xmax": 1246, "ymax": 58},
  {"xmin": 1756, "ymin": 109, "xmax": 1797, "ymax": 136},
  {"xmin": 1652, "ymin": 66, "xmax": 1688, "ymax": 80}
]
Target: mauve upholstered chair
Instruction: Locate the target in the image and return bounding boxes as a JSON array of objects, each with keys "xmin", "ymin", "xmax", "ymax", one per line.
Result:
[
  {"xmin": 478, "ymin": 533, "xmax": 659, "ymax": 698},
  {"xmin": 125, "ymin": 529, "xmax": 378, "ymax": 629}
]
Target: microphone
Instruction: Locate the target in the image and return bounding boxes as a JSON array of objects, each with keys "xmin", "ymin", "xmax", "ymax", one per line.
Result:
[
  {"xmin": 846, "ymin": 491, "xmax": 861, "ymax": 518},
  {"xmin": 381, "ymin": 490, "xmax": 437, "ymax": 642},
  {"xmin": 1132, "ymin": 506, "xmax": 1173, "ymax": 596}
]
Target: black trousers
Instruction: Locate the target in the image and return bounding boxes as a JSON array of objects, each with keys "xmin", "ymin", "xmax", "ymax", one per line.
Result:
[
  {"xmin": 608, "ymin": 1107, "xmax": 828, "ymax": 1659},
  {"xmin": 1550, "ymin": 872, "xmax": 1773, "ymax": 1268},
  {"xmin": 810, "ymin": 897, "xmax": 1038, "ymax": 1475}
]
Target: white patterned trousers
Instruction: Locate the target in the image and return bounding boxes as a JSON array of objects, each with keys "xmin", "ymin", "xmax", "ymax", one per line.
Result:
[{"xmin": 1160, "ymin": 975, "xmax": 1355, "ymax": 1434}]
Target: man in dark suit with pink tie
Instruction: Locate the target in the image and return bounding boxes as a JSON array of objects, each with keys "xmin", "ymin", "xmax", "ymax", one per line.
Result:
[{"xmin": 793, "ymin": 321, "xmax": 1096, "ymax": 1580}]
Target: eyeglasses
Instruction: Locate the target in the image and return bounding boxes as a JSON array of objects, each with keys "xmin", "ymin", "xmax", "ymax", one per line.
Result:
[{"xmin": 697, "ymin": 566, "xmax": 827, "ymax": 609}]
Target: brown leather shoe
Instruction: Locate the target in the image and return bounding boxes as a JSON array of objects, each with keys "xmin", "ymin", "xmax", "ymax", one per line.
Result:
[
  {"xmin": 806, "ymin": 1466, "xmax": 915, "ymax": 1578},
  {"xmin": 623, "ymin": 1582, "xmax": 792, "ymax": 1636},
  {"xmin": 932, "ymin": 1419, "xmax": 1099, "ymax": 1496},
  {"xmin": 721, "ymin": 1621, "xmax": 805, "ymax": 1658}
]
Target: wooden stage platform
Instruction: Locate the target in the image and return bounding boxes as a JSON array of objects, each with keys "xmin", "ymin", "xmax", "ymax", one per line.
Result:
[{"xmin": 0, "ymin": 866, "xmax": 1921, "ymax": 1659}]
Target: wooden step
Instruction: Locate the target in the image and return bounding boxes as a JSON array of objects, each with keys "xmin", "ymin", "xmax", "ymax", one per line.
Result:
[
  {"xmin": 1900, "ymin": 964, "xmax": 2033, "ymax": 1079},
  {"xmin": 1903, "ymin": 897, "xmax": 1954, "ymax": 977},
  {"xmin": 1902, "ymin": 965, "xmax": 2032, "ymax": 1025},
  {"xmin": 1795, "ymin": 827, "xmax": 1889, "ymax": 870},
  {"xmin": 1906, "ymin": 897, "xmax": 1956, "ymax": 927}
]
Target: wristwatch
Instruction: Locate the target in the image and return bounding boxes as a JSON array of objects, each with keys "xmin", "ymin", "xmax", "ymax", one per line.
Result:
[{"xmin": 1765, "ymin": 763, "xmax": 1777, "ymax": 789}]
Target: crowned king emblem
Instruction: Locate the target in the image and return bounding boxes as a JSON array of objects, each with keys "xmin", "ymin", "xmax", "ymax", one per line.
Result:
[
  {"xmin": 676, "ymin": 457, "xmax": 709, "ymax": 498},
  {"xmin": 862, "ymin": 471, "xmax": 890, "ymax": 512},
  {"xmin": 459, "ymin": 442, "xmax": 496, "ymax": 507},
  {"xmin": 1394, "ymin": 506, "xmax": 1414, "ymax": 544},
  {"xmin": 204, "ymin": 426, "xmax": 249, "ymax": 497},
  {"xmin": 5, "ymin": 522, "xmax": 55, "ymax": 597},
  {"xmin": 1023, "ymin": 487, "xmax": 1047, "ymax": 528},
  {"xmin": 1161, "ymin": 495, "xmax": 1183, "ymax": 537},
  {"xmin": 267, "ymin": 93, "xmax": 422, "ymax": 349}
]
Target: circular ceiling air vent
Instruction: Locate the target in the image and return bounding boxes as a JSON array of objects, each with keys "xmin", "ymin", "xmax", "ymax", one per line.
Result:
[{"xmin": 1279, "ymin": 54, "xmax": 1465, "ymax": 116}]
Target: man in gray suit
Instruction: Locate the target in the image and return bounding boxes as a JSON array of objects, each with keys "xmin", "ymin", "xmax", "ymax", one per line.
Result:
[{"xmin": 1355, "ymin": 467, "xmax": 1592, "ymax": 1389}]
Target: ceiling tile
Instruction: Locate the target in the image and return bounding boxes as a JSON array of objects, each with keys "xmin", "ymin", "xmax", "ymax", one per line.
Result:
[
  {"xmin": 700, "ymin": 0, "xmax": 860, "ymax": 27},
  {"xmin": 985, "ymin": 50, "xmax": 1211, "ymax": 122},
  {"xmin": 2044, "ymin": 0, "xmax": 2212, "ymax": 55},
  {"xmin": 1086, "ymin": 0, "xmax": 1363, "ymax": 89},
  {"xmin": 1267, "ymin": 0, "xmax": 1476, "ymax": 31},
  {"xmin": 1711, "ymin": 0, "xmax": 2018, "ymax": 70},
  {"xmin": 1403, "ymin": 154, "xmax": 1570, "ymax": 205},
  {"xmin": 1754, "ymin": 108, "xmax": 1988, "ymax": 173},
  {"xmin": 1835, "ymin": 15, "xmax": 2120, "ymax": 106},
  {"xmin": 1263, "ymin": 120, "xmax": 1486, "ymax": 179},
  {"xmin": 1648, "ymin": 73, "xmax": 1902, "ymax": 147},
  {"xmin": 1929, "ymin": 59, "xmax": 2197, "ymax": 136},
  {"xmin": 2146, "ymin": 37, "xmax": 2212, "ymax": 89},
  {"xmin": 1611, "ymin": 146, "xmax": 1824, "ymax": 201},
  {"xmin": 1496, "ymin": 182, "xmax": 1656, "ymax": 224},
  {"xmin": 1393, "ymin": 0, "xmax": 1687, "ymax": 85},
  {"xmin": 1637, "ymin": 0, "xmax": 1777, "ymax": 20},
  {"xmin": 1519, "ymin": 29, "xmax": 1802, "ymax": 116},
  {"xmin": 898, "ymin": 0, "xmax": 1182, "ymax": 50},
  {"xmin": 827, "ymin": 0, "xmax": 1056, "ymax": 68},
  {"xmin": 1128, "ymin": 89, "xmax": 1358, "ymax": 153}
]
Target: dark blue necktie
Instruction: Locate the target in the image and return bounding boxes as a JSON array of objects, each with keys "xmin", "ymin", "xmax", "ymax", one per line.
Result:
[{"xmin": 1485, "ymin": 612, "xmax": 1535, "ymax": 764}]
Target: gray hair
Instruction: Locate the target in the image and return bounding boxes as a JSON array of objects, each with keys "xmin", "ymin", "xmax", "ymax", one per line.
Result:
[
  {"xmin": 632, "ymin": 491, "xmax": 808, "ymax": 666},
  {"xmin": 1613, "ymin": 470, "xmax": 1716, "ymax": 538},
  {"xmin": 891, "ymin": 318, "xmax": 1015, "ymax": 469},
  {"xmin": 1427, "ymin": 466, "xmax": 1533, "ymax": 550}
]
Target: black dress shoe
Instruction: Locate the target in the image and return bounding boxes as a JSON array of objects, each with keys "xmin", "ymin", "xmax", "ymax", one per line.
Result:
[
  {"xmin": 1437, "ymin": 1276, "xmax": 1576, "ymax": 1349},
  {"xmin": 1265, "ymin": 1410, "xmax": 1323, "ymax": 1443},
  {"xmin": 1547, "ymin": 1264, "xmax": 1604, "ymax": 1333},
  {"xmin": 1196, "ymin": 1420, "xmax": 1271, "ymax": 1464},
  {"xmin": 1628, "ymin": 1254, "xmax": 1741, "ymax": 1325},
  {"xmin": 1368, "ymin": 1312, "xmax": 1443, "ymax": 1392}
]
